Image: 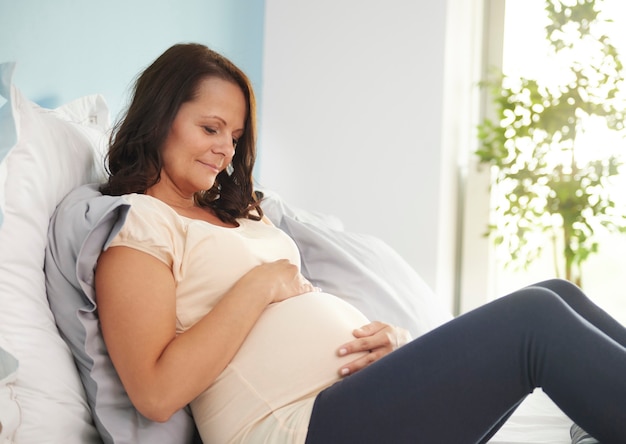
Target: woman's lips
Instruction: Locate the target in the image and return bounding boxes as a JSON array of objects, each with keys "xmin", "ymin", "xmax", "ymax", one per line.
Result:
[{"xmin": 198, "ymin": 160, "xmax": 221, "ymax": 173}]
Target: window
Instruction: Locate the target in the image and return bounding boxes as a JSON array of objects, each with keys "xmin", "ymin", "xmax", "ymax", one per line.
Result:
[{"xmin": 460, "ymin": 0, "xmax": 626, "ymax": 324}]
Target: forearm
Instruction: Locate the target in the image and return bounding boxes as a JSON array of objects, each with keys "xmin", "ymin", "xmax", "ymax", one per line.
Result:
[
  {"xmin": 142, "ymin": 283, "xmax": 270, "ymax": 420},
  {"xmin": 143, "ymin": 261, "xmax": 314, "ymax": 419}
]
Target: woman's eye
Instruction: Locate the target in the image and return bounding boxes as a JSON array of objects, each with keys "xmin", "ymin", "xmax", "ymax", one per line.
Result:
[
  {"xmin": 232, "ymin": 138, "xmax": 239, "ymax": 149},
  {"xmin": 203, "ymin": 126, "xmax": 217, "ymax": 134}
]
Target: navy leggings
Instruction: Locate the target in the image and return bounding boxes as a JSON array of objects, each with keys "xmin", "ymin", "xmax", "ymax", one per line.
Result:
[{"xmin": 305, "ymin": 279, "xmax": 626, "ymax": 444}]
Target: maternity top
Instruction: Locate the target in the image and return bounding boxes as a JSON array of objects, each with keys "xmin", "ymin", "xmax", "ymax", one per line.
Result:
[{"xmin": 108, "ymin": 194, "xmax": 369, "ymax": 443}]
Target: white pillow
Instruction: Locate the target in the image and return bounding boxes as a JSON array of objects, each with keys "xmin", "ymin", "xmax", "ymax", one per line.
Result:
[{"xmin": 0, "ymin": 62, "xmax": 106, "ymax": 443}]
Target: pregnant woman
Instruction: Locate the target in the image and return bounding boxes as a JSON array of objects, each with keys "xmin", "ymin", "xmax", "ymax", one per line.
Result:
[{"xmin": 95, "ymin": 43, "xmax": 626, "ymax": 443}]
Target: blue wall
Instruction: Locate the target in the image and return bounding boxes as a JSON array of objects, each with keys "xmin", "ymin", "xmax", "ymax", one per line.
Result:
[{"xmin": 0, "ymin": 0, "xmax": 265, "ymax": 121}]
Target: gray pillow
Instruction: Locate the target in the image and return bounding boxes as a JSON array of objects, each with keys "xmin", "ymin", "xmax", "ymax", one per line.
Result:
[
  {"xmin": 45, "ymin": 183, "xmax": 198, "ymax": 444},
  {"xmin": 260, "ymin": 190, "xmax": 452, "ymax": 338},
  {"xmin": 0, "ymin": 344, "xmax": 20, "ymax": 439}
]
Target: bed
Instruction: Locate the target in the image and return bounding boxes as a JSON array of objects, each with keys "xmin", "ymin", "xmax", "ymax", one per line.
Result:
[{"xmin": 0, "ymin": 60, "xmax": 579, "ymax": 443}]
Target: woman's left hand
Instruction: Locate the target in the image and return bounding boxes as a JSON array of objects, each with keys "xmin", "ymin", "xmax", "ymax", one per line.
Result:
[{"xmin": 336, "ymin": 321, "xmax": 412, "ymax": 377}]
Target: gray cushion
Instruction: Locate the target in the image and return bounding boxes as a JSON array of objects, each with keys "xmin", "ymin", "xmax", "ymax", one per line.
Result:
[
  {"xmin": 260, "ymin": 190, "xmax": 452, "ymax": 338},
  {"xmin": 45, "ymin": 183, "xmax": 197, "ymax": 444}
]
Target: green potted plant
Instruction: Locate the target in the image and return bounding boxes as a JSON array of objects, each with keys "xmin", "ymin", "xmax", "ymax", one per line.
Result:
[{"xmin": 475, "ymin": 0, "xmax": 626, "ymax": 287}]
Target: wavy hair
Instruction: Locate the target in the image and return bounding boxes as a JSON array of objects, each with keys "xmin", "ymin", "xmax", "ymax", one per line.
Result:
[{"xmin": 100, "ymin": 43, "xmax": 262, "ymax": 223}]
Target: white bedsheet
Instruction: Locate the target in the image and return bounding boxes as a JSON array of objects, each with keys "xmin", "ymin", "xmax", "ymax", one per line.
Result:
[{"xmin": 490, "ymin": 390, "xmax": 572, "ymax": 443}]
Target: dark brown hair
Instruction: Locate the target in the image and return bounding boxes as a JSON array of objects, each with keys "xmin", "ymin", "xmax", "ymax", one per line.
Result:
[{"xmin": 100, "ymin": 43, "xmax": 262, "ymax": 223}]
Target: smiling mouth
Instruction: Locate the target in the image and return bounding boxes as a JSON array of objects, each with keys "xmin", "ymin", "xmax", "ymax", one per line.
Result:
[{"xmin": 198, "ymin": 160, "xmax": 222, "ymax": 172}]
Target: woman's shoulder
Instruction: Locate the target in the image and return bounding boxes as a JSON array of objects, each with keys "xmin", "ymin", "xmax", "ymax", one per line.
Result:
[
  {"xmin": 109, "ymin": 194, "xmax": 187, "ymax": 265},
  {"xmin": 118, "ymin": 193, "xmax": 188, "ymax": 238},
  {"xmin": 124, "ymin": 193, "xmax": 170, "ymax": 212},
  {"xmin": 123, "ymin": 193, "xmax": 187, "ymax": 223}
]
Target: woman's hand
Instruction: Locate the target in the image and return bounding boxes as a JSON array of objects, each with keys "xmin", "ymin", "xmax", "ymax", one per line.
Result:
[
  {"xmin": 237, "ymin": 259, "xmax": 317, "ymax": 304},
  {"xmin": 336, "ymin": 321, "xmax": 412, "ymax": 377}
]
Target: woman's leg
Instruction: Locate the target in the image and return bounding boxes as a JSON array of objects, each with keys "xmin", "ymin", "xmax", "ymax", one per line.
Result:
[
  {"xmin": 305, "ymin": 281, "xmax": 626, "ymax": 444},
  {"xmin": 533, "ymin": 279, "xmax": 626, "ymax": 444},
  {"xmin": 534, "ymin": 278, "xmax": 626, "ymax": 346}
]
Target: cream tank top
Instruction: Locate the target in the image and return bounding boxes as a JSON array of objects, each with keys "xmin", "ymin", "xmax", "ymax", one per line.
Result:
[{"xmin": 108, "ymin": 194, "xmax": 369, "ymax": 443}]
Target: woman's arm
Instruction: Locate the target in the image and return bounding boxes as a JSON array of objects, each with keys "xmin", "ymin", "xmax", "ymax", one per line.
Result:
[{"xmin": 95, "ymin": 246, "xmax": 313, "ymax": 422}]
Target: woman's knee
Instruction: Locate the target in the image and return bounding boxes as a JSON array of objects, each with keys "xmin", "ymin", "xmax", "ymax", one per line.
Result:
[
  {"xmin": 530, "ymin": 279, "xmax": 586, "ymax": 307},
  {"xmin": 533, "ymin": 278, "xmax": 580, "ymax": 293},
  {"xmin": 505, "ymin": 286, "xmax": 573, "ymax": 324}
]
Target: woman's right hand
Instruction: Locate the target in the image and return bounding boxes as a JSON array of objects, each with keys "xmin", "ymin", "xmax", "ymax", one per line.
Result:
[{"xmin": 238, "ymin": 259, "xmax": 317, "ymax": 304}]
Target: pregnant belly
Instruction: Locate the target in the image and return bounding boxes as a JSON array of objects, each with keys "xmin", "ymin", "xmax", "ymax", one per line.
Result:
[
  {"xmin": 228, "ymin": 291, "xmax": 370, "ymax": 408},
  {"xmin": 190, "ymin": 292, "xmax": 370, "ymax": 443}
]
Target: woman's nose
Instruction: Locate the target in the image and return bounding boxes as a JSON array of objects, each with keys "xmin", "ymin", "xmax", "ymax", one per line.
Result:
[{"xmin": 213, "ymin": 133, "xmax": 236, "ymax": 157}]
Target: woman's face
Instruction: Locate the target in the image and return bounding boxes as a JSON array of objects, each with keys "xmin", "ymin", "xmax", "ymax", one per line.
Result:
[{"xmin": 155, "ymin": 76, "xmax": 246, "ymax": 202}]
